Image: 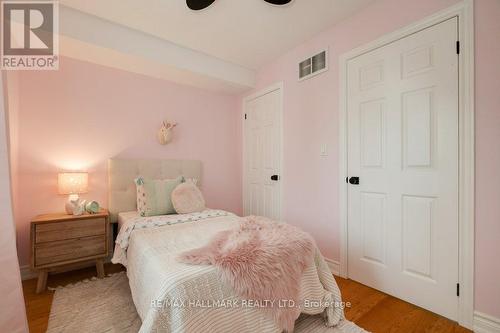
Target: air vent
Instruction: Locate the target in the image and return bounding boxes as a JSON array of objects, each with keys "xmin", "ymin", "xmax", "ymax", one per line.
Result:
[{"xmin": 299, "ymin": 50, "xmax": 328, "ymax": 81}]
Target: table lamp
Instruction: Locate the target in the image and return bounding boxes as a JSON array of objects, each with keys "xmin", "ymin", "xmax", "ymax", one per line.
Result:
[{"xmin": 58, "ymin": 172, "xmax": 88, "ymax": 214}]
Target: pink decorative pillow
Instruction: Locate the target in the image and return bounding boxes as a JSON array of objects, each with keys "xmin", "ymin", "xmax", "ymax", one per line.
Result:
[{"xmin": 171, "ymin": 182, "xmax": 206, "ymax": 214}]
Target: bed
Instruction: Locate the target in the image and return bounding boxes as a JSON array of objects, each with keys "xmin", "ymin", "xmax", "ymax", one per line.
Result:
[{"xmin": 108, "ymin": 158, "xmax": 362, "ymax": 333}]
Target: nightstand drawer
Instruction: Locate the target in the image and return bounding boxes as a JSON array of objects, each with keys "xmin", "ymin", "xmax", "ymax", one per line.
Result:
[
  {"xmin": 35, "ymin": 218, "xmax": 106, "ymax": 243},
  {"xmin": 35, "ymin": 235, "xmax": 106, "ymax": 267}
]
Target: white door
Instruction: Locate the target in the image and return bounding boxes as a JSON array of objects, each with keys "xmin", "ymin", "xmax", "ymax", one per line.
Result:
[
  {"xmin": 347, "ymin": 18, "xmax": 459, "ymax": 320},
  {"xmin": 244, "ymin": 87, "xmax": 282, "ymax": 220}
]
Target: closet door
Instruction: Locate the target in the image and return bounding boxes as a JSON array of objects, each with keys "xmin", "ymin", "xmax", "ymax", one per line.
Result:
[
  {"xmin": 347, "ymin": 18, "xmax": 459, "ymax": 320},
  {"xmin": 244, "ymin": 88, "xmax": 282, "ymax": 220}
]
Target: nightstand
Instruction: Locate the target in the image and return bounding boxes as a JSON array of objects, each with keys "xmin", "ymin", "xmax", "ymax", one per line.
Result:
[{"xmin": 30, "ymin": 209, "xmax": 110, "ymax": 293}]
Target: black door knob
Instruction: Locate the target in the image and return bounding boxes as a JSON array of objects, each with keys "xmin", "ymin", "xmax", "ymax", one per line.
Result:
[
  {"xmin": 348, "ymin": 177, "xmax": 359, "ymax": 185},
  {"xmin": 271, "ymin": 175, "xmax": 280, "ymax": 181}
]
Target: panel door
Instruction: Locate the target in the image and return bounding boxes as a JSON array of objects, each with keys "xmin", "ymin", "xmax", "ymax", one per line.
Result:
[
  {"xmin": 244, "ymin": 89, "xmax": 281, "ymax": 220},
  {"xmin": 347, "ymin": 18, "xmax": 459, "ymax": 320}
]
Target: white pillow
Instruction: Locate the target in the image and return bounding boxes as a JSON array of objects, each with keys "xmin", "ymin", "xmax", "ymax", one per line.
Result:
[{"xmin": 171, "ymin": 182, "xmax": 206, "ymax": 214}]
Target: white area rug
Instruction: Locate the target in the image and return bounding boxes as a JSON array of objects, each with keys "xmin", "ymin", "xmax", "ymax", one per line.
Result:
[{"xmin": 47, "ymin": 272, "xmax": 367, "ymax": 333}]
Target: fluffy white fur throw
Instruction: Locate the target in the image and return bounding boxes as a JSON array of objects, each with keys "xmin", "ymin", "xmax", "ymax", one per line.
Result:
[{"xmin": 178, "ymin": 216, "xmax": 315, "ymax": 332}]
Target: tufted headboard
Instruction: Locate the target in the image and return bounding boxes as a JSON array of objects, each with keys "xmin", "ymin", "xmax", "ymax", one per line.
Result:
[{"xmin": 107, "ymin": 158, "xmax": 202, "ymax": 222}]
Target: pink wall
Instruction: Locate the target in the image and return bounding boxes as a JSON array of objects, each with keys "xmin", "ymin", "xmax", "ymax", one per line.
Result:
[
  {"xmin": 11, "ymin": 57, "xmax": 242, "ymax": 267},
  {"xmin": 1, "ymin": 73, "xmax": 28, "ymax": 333},
  {"xmin": 473, "ymin": 0, "xmax": 500, "ymax": 319},
  {"xmin": 244, "ymin": 0, "xmax": 500, "ymax": 319}
]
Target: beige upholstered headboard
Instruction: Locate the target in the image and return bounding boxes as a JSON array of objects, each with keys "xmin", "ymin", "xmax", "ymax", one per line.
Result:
[{"xmin": 108, "ymin": 158, "xmax": 202, "ymax": 222}]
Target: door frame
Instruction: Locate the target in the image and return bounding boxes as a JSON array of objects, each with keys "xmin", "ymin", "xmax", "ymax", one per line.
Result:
[
  {"xmin": 338, "ymin": 0, "xmax": 475, "ymax": 328},
  {"xmin": 242, "ymin": 82, "xmax": 284, "ymax": 221}
]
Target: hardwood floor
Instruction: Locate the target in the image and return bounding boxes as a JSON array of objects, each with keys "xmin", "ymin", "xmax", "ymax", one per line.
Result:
[
  {"xmin": 22, "ymin": 264, "xmax": 471, "ymax": 333},
  {"xmin": 335, "ymin": 277, "xmax": 471, "ymax": 333}
]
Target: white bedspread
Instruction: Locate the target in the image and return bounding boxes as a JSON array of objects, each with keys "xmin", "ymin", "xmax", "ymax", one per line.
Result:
[{"xmin": 112, "ymin": 210, "xmax": 357, "ymax": 333}]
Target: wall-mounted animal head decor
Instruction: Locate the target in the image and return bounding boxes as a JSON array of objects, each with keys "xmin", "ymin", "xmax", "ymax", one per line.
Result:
[{"xmin": 158, "ymin": 121, "xmax": 177, "ymax": 145}]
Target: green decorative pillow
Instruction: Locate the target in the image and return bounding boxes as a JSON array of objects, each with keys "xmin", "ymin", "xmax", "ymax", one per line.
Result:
[{"xmin": 135, "ymin": 176, "xmax": 184, "ymax": 216}]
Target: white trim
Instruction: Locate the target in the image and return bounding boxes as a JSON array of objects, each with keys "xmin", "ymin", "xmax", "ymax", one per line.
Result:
[
  {"xmin": 338, "ymin": 0, "xmax": 475, "ymax": 328},
  {"xmin": 474, "ymin": 312, "xmax": 500, "ymax": 333},
  {"xmin": 338, "ymin": 52, "xmax": 349, "ymax": 279},
  {"xmin": 324, "ymin": 258, "xmax": 340, "ymax": 276},
  {"xmin": 20, "ymin": 265, "xmax": 37, "ymax": 281},
  {"xmin": 242, "ymin": 82, "xmax": 284, "ymax": 221}
]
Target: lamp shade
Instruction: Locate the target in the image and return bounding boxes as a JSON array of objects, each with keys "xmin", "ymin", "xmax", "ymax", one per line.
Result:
[{"xmin": 58, "ymin": 172, "xmax": 88, "ymax": 195}]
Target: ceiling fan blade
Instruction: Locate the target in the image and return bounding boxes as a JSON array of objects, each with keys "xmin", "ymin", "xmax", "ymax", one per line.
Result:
[
  {"xmin": 263, "ymin": 0, "xmax": 292, "ymax": 4},
  {"xmin": 186, "ymin": 0, "xmax": 216, "ymax": 11}
]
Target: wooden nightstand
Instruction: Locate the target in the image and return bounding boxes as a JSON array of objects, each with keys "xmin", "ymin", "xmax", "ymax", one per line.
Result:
[{"xmin": 30, "ymin": 209, "xmax": 110, "ymax": 293}]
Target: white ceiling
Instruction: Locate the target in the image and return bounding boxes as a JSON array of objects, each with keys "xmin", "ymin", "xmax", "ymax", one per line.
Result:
[{"xmin": 60, "ymin": 0, "xmax": 374, "ymax": 70}]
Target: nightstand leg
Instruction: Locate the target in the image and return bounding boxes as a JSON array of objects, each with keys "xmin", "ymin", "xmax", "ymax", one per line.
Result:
[
  {"xmin": 36, "ymin": 270, "xmax": 48, "ymax": 294},
  {"xmin": 96, "ymin": 259, "xmax": 105, "ymax": 278}
]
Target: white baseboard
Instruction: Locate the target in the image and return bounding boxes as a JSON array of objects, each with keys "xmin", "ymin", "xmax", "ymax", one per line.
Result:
[
  {"xmin": 324, "ymin": 258, "xmax": 340, "ymax": 276},
  {"xmin": 20, "ymin": 265, "xmax": 38, "ymax": 281},
  {"xmin": 474, "ymin": 311, "xmax": 500, "ymax": 333}
]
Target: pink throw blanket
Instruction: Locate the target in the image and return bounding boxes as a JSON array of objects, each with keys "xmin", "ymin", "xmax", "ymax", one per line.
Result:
[{"xmin": 178, "ymin": 216, "xmax": 314, "ymax": 332}]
